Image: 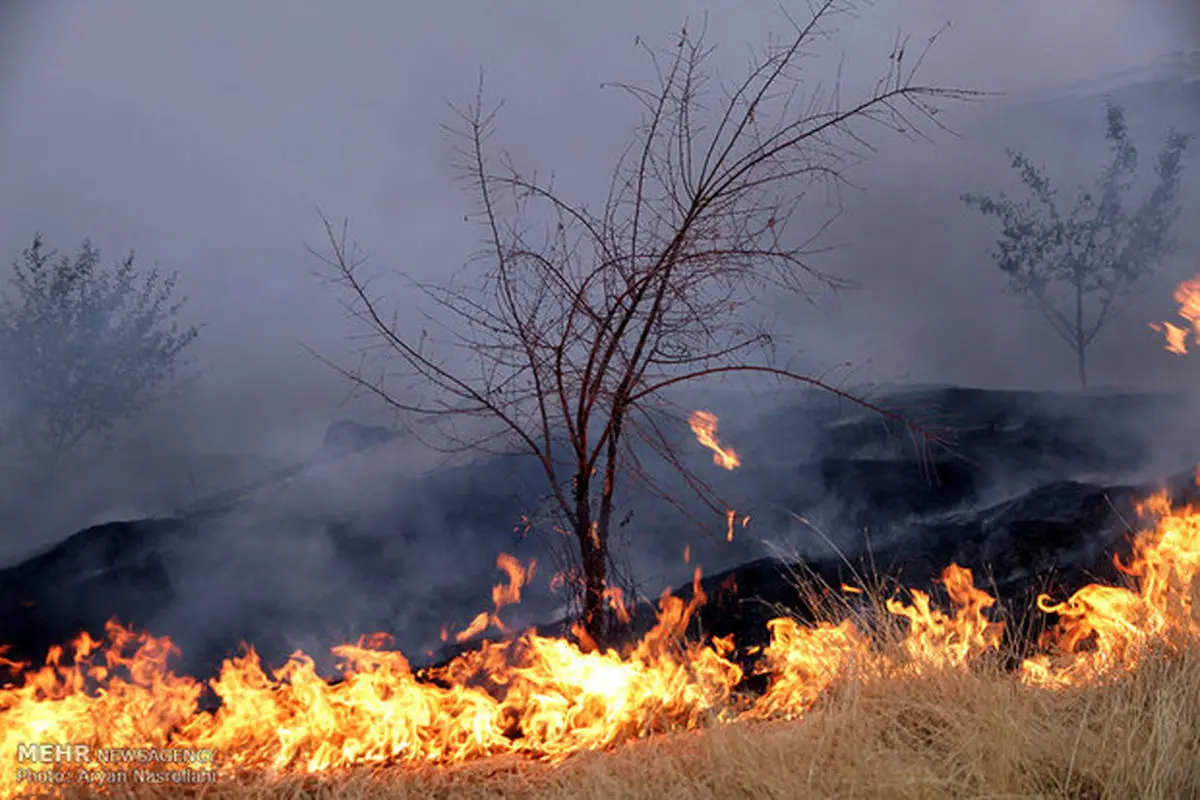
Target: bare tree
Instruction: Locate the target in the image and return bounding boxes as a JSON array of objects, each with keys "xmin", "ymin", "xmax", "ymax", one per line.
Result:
[
  {"xmin": 311, "ymin": 4, "xmax": 973, "ymax": 647},
  {"xmin": 962, "ymin": 101, "xmax": 1191, "ymax": 389}
]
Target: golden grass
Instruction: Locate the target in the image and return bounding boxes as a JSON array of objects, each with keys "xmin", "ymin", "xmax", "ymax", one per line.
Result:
[
  {"xmin": 29, "ymin": 541, "xmax": 1195, "ymax": 799},
  {"xmin": 65, "ymin": 637, "xmax": 1198, "ymax": 800}
]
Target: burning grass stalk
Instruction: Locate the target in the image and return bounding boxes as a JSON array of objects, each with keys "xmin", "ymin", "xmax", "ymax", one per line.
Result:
[
  {"xmin": 2, "ymin": 488, "xmax": 1197, "ymax": 798},
  {"xmin": 52, "ymin": 641, "xmax": 1200, "ymax": 799}
]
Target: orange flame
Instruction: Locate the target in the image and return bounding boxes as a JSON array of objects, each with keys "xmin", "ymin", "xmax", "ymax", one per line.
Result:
[
  {"xmin": 750, "ymin": 619, "xmax": 864, "ymax": 719},
  {"xmin": 721, "ymin": 510, "xmax": 750, "ymax": 541},
  {"xmin": 886, "ymin": 564, "xmax": 1005, "ymax": 671},
  {"xmin": 688, "ymin": 411, "xmax": 741, "ymax": 470},
  {"xmin": 1151, "ymin": 274, "xmax": 1200, "ymax": 353},
  {"xmin": 1, "ymin": 485, "xmax": 1197, "ymax": 795},
  {"xmin": 444, "ymin": 554, "xmax": 536, "ymax": 643},
  {"xmin": 1020, "ymin": 488, "xmax": 1199, "ymax": 686}
]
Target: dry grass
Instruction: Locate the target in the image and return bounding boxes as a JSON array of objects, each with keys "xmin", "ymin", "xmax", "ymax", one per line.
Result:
[
  {"xmin": 34, "ymin": 536, "xmax": 1197, "ymax": 799},
  {"xmin": 67, "ymin": 636, "xmax": 1198, "ymax": 800}
]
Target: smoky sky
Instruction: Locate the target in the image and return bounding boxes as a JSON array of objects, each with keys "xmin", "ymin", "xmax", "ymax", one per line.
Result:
[{"xmin": 0, "ymin": 1, "xmax": 1198, "ymax": 536}]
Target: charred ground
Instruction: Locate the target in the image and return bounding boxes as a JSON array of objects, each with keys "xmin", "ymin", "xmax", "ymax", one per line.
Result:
[{"xmin": 1, "ymin": 386, "xmax": 1197, "ymax": 685}]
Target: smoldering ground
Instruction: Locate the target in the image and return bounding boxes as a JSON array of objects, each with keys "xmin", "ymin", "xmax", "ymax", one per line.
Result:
[{"xmin": 0, "ymin": 1, "xmax": 1198, "ymax": 675}]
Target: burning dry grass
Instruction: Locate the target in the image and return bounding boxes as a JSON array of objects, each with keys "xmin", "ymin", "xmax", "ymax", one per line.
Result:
[
  {"xmin": 385, "ymin": 648, "xmax": 1198, "ymax": 800},
  {"xmin": 53, "ymin": 637, "xmax": 1200, "ymax": 799},
  {"xmin": 3, "ymin": 484, "xmax": 1197, "ymax": 798}
]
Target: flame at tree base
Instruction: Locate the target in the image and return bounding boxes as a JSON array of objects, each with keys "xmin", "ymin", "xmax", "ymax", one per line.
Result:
[
  {"xmin": 0, "ymin": 488, "xmax": 1196, "ymax": 797},
  {"xmin": 28, "ymin": 641, "xmax": 1200, "ymax": 799}
]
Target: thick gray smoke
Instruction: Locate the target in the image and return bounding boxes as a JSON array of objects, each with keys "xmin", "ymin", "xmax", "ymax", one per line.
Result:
[{"xmin": 0, "ymin": 1, "xmax": 1197, "ymax": 667}]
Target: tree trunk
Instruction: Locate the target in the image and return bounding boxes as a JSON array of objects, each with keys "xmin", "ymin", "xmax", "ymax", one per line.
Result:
[
  {"xmin": 572, "ymin": 468, "xmax": 608, "ymax": 649},
  {"xmin": 1074, "ymin": 281, "xmax": 1088, "ymax": 390},
  {"xmin": 577, "ymin": 518, "xmax": 608, "ymax": 649},
  {"xmin": 575, "ymin": 409, "xmax": 625, "ymax": 650},
  {"xmin": 592, "ymin": 411, "xmax": 624, "ymax": 645}
]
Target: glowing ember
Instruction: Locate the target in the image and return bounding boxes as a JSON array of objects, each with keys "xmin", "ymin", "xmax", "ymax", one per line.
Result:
[
  {"xmin": 720, "ymin": 511, "xmax": 751, "ymax": 542},
  {"xmin": 688, "ymin": 410, "xmax": 741, "ymax": 470},
  {"xmin": 1151, "ymin": 274, "xmax": 1200, "ymax": 354}
]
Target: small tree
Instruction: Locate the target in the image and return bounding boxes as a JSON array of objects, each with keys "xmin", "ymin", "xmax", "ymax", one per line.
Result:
[
  {"xmin": 962, "ymin": 101, "xmax": 1191, "ymax": 389},
  {"xmin": 312, "ymin": 3, "xmax": 967, "ymax": 646},
  {"xmin": 0, "ymin": 234, "xmax": 199, "ymax": 479}
]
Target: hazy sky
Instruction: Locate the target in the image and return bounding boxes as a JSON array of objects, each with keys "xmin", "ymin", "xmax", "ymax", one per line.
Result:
[
  {"xmin": 2, "ymin": 1, "xmax": 1200, "ymax": 652},
  {"xmin": 0, "ymin": 0, "xmax": 1197, "ymax": 460}
]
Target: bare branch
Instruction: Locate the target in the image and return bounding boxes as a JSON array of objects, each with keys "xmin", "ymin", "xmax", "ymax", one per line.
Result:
[{"xmin": 311, "ymin": 4, "xmax": 975, "ymax": 644}]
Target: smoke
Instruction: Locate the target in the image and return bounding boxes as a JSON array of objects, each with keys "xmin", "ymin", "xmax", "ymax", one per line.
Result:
[{"xmin": 0, "ymin": 1, "xmax": 1197, "ymax": 671}]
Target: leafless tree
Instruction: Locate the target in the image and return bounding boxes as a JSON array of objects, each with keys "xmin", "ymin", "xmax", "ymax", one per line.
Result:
[{"xmin": 310, "ymin": 3, "xmax": 976, "ymax": 647}]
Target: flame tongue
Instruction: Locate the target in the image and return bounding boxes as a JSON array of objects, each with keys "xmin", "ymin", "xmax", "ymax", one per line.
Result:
[
  {"xmin": 1152, "ymin": 274, "xmax": 1200, "ymax": 353},
  {"xmin": 691, "ymin": 411, "xmax": 744, "ymax": 541},
  {"xmin": 1020, "ymin": 489, "xmax": 1199, "ymax": 686},
  {"xmin": 1, "ymin": 481, "xmax": 1198, "ymax": 792},
  {"xmin": 688, "ymin": 411, "xmax": 741, "ymax": 470},
  {"xmin": 886, "ymin": 564, "xmax": 1005, "ymax": 671}
]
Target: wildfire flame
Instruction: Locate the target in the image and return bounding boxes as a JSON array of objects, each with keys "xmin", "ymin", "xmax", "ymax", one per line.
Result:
[
  {"xmin": 442, "ymin": 554, "xmax": 535, "ymax": 643},
  {"xmin": 1020, "ymin": 487, "xmax": 1199, "ymax": 686},
  {"xmin": 688, "ymin": 411, "xmax": 741, "ymax": 470},
  {"xmin": 887, "ymin": 564, "xmax": 1005, "ymax": 672},
  {"xmin": 1151, "ymin": 274, "xmax": 1200, "ymax": 354},
  {"xmin": 1, "ymin": 479, "xmax": 1197, "ymax": 795}
]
